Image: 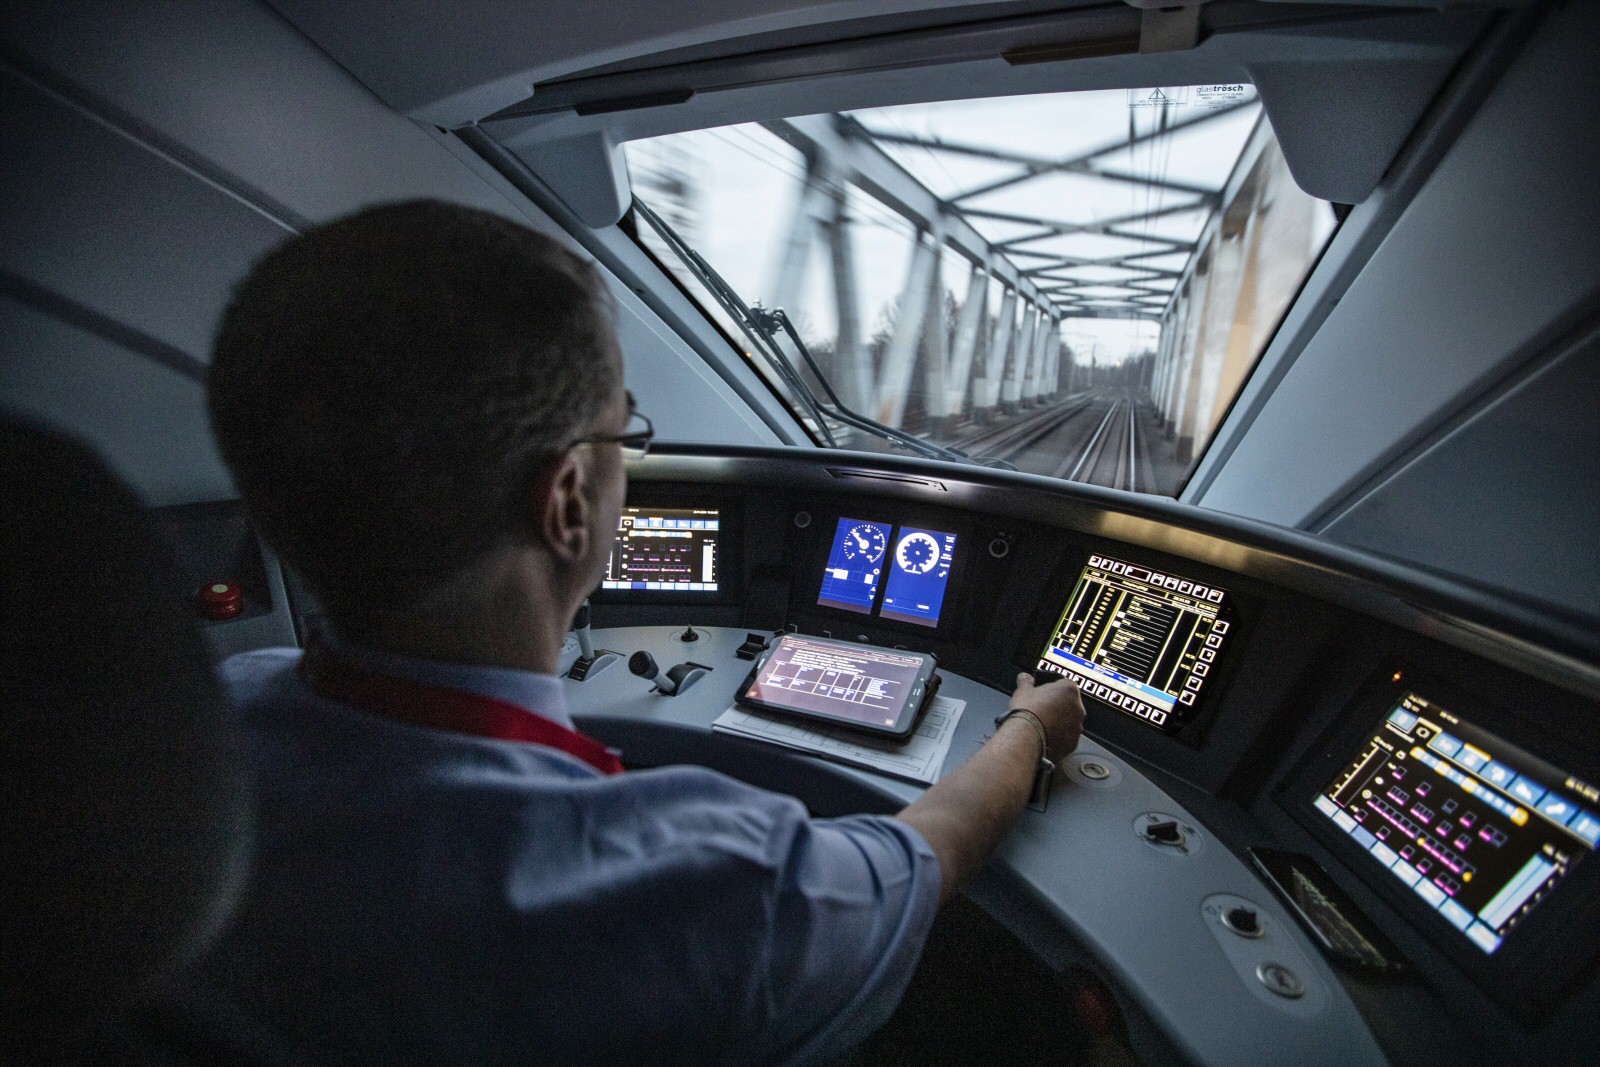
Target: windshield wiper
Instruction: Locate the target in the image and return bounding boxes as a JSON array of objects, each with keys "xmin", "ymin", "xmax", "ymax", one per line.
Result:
[{"xmin": 633, "ymin": 199, "xmax": 970, "ymax": 464}]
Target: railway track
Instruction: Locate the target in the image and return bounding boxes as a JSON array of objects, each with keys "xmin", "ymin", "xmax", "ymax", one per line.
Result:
[
  {"xmin": 1057, "ymin": 396, "xmax": 1151, "ymax": 492},
  {"xmin": 939, "ymin": 390, "xmax": 1155, "ymax": 492},
  {"xmin": 947, "ymin": 392, "xmax": 1094, "ymax": 466}
]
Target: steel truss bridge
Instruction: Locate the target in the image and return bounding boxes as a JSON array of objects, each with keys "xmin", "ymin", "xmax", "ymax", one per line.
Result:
[{"xmin": 738, "ymin": 95, "xmax": 1295, "ymax": 495}]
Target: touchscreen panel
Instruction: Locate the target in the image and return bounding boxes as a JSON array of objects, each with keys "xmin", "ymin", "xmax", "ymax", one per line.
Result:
[
  {"xmin": 602, "ymin": 507, "xmax": 719, "ymax": 591},
  {"xmin": 817, "ymin": 518, "xmax": 890, "ymax": 615},
  {"xmin": 1314, "ymin": 692, "xmax": 1600, "ymax": 955},
  {"xmin": 880, "ymin": 526, "xmax": 957, "ymax": 628},
  {"xmin": 1035, "ymin": 554, "xmax": 1229, "ymax": 731},
  {"xmin": 744, "ymin": 635, "xmax": 926, "ymax": 730}
]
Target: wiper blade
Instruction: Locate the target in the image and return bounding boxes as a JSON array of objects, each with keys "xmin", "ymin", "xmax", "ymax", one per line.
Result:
[
  {"xmin": 633, "ymin": 199, "xmax": 837, "ymax": 448},
  {"xmin": 634, "ymin": 199, "xmax": 967, "ymax": 465},
  {"xmin": 746, "ymin": 306, "xmax": 971, "ymax": 465}
]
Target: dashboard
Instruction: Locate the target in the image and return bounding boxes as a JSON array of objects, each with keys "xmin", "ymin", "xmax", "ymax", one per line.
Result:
[{"xmin": 574, "ymin": 445, "xmax": 1600, "ymax": 1066}]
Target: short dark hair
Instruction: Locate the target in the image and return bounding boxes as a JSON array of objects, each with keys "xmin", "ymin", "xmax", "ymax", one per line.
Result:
[{"xmin": 209, "ymin": 200, "xmax": 621, "ymax": 633}]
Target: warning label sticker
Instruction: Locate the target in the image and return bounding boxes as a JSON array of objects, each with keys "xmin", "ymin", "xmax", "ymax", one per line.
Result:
[
  {"xmin": 1129, "ymin": 85, "xmax": 1252, "ymax": 110},
  {"xmin": 1130, "ymin": 87, "xmax": 1185, "ymax": 109}
]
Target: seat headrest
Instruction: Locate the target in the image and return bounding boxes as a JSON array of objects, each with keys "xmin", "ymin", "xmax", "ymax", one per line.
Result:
[{"xmin": 0, "ymin": 416, "xmax": 252, "ymax": 1056}]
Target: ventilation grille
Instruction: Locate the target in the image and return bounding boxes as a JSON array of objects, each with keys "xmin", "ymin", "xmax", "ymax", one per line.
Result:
[{"xmin": 825, "ymin": 467, "xmax": 946, "ymax": 491}]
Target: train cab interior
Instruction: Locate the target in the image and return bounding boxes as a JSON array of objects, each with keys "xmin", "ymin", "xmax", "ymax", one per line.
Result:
[{"xmin": 3, "ymin": 1, "xmax": 1598, "ymax": 1063}]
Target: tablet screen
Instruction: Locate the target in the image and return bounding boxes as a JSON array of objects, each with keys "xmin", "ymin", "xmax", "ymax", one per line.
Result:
[{"xmin": 742, "ymin": 634, "xmax": 932, "ymax": 732}]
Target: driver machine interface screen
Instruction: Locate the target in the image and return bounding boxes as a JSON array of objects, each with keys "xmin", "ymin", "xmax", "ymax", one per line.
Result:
[
  {"xmin": 1036, "ymin": 554, "xmax": 1230, "ymax": 732},
  {"xmin": 602, "ymin": 507, "xmax": 719, "ymax": 592},
  {"xmin": 1314, "ymin": 692, "xmax": 1600, "ymax": 955}
]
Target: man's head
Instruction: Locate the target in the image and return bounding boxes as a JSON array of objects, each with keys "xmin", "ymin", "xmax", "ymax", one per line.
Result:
[{"xmin": 210, "ymin": 200, "xmax": 628, "ymax": 639}]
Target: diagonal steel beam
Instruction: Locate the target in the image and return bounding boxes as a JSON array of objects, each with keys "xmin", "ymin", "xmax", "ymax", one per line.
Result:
[
  {"xmin": 994, "ymin": 198, "xmax": 1213, "ymax": 248},
  {"xmin": 767, "ymin": 115, "xmax": 1054, "ymax": 310},
  {"xmin": 866, "ymin": 99, "xmax": 1251, "ymax": 180}
]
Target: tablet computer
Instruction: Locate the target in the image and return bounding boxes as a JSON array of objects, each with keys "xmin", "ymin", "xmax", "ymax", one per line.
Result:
[{"xmin": 736, "ymin": 633, "xmax": 938, "ymax": 741}]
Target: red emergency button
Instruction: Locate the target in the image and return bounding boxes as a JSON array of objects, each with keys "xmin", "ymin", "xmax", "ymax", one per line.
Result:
[{"xmin": 199, "ymin": 581, "xmax": 243, "ymax": 621}]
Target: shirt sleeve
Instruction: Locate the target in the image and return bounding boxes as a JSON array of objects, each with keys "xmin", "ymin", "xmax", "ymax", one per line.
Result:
[{"xmin": 757, "ymin": 810, "xmax": 943, "ymax": 1064}]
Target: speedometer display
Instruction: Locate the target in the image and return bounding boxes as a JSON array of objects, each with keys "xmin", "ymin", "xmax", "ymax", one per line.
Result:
[
  {"xmin": 817, "ymin": 517, "xmax": 891, "ymax": 615},
  {"xmin": 881, "ymin": 527, "xmax": 957, "ymax": 627}
]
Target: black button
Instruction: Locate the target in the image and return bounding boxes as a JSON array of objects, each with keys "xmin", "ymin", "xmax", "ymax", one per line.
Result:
[
  {"xmin": 1145, "ymin": 820, "xmax": 1182, "ymax": 844},
  {"xmin": 1225, "ymin": 907, "xmax": 1260, "ymax": 935}
]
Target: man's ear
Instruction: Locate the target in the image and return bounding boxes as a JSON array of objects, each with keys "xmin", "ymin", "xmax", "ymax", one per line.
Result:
[{"xmin": 530, "ymin": 451, "xmax": 591, "ymax": 565}]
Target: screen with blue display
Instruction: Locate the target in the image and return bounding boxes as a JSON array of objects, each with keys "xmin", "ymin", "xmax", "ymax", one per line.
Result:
[
  {"xmin": 880, "ymin": 527, "xmax": 957, "ymax": 627},
  {"xmin": 817, "ymin": 518, "xmax": 890, "ymax": 615}
]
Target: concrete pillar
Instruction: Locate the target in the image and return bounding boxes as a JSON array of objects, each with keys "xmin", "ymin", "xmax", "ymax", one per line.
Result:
[
  {"xmin": 1003, "ymin": 304, "xmax": 1037, "ymax": 406},
  {"xmin": 920, "ymin": 250, "xmax": 949, "ymax": 430},
  {"xmin": 1025, "ymin": 309, "xmax": 1050, "ymax": 402},
  {"xmin": 772, "ymin": 156, "xmax": 831, "ymax": 318},
  {"xmin": 1159, "ymin": 286, "xmax": 1191, "ymax": 429},
  {"xmin": 875, "ymin": 230, "xmax": 939, "ymax": 429},
  {"xmin": 1045, "ymin": 322, "xmax": 1064, "ymax": 396},
  {"xmin": 977, "ymin": 286, "xmax": 1017, "ymax": 416},
  {"xmin": 1019, "ymin": 306, "xmax": 1042, "ymax": 402},
  {"xmin": 824, "ymin": 188, "xmax": 871, "ymax": 415},
  {"xmin": 943, "ymin": 264, "xmax": 988, "ymax": 423},
  {"xmin": 1183, "ymin": 234, "xmax": 1246, "ymax": 459},
  {"xmin": 1167, "ymin": 267, "xmax": 1211, "ymax": 456}
]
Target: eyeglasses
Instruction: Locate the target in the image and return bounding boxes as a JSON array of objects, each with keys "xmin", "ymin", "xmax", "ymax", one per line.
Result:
[{"xmin": 568, "ymin": 393, "xmax": 654, "ymax": 459}]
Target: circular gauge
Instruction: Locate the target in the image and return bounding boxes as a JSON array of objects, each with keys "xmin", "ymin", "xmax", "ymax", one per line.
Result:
[
  {"xmin": 896, "ymin": 532, "xmax": 942, "ymax": 575},
  {"xmin": 843, "ymin": 523, "xmax": 887, "ymax": 564}
]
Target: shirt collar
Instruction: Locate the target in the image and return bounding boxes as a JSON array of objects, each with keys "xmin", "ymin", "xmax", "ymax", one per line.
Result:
[{"xmin": 326, "ymin": 640, "xmax": 574, "ymax": 732}]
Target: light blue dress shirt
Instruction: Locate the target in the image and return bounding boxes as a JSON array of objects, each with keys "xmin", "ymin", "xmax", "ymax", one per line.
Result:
[{"xmin": 180, "ymin": 647, "xmax": 942, "ymax": 1065}]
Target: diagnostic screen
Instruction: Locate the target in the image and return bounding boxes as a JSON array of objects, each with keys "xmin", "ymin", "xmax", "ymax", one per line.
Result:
[
  {"xmin": 743, "ymin": 634, "xmax": 928, "ymax": 730},
  {"xmin": 602, "ymin": 507, "xmax": 719, "ymax": 592},
  {"xmin": 1035, "ymin": 554, "xmax": 1230, "ymax": 731},
  {"xmin": 817, "ymin": 518, "xmax": 890, "ymax": 615},
  {"xmin": 1314, "ymin": 692, "xmax": 1600, "ymax": 955},
  {"xmin": 880, "ymin": 527, "xmax": 958, "ymax": 628}
]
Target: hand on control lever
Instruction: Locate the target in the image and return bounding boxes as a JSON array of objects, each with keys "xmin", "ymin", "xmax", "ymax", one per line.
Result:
[{"xmin": 1009, "ymin": 673, "xmax": 1085, "ymax": 763}]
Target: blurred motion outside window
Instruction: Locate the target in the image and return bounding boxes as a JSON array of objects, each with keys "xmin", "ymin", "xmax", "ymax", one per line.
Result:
[{"xmin": 626, "ymin": 86, "xmax": 1338, "ymax": 496}]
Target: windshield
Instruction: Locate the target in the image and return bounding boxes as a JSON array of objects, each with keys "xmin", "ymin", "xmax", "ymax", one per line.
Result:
[{"xmin": 626, "ymin": 86, "xmax": 1338, "ymax": 495}]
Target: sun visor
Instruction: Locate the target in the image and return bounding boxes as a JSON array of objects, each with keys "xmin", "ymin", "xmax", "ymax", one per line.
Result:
[
  {"xmin": 512, "ymin": 132, "xmax": 632, "ymax": 229},
  {"xmin": 1247, "ymin": 57, "xmax": 1459, "ymax": 204}
]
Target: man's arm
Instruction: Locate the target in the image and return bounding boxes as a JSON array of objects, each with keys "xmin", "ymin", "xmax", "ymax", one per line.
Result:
[{"xmin": 896, "ymin": 673, "xmax": 1084, "ymax": 903}]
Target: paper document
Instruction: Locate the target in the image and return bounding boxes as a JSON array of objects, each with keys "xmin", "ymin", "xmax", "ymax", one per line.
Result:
[{"xmin": 711, "ymin": 695, "xmax": 966, "ymax": 786}]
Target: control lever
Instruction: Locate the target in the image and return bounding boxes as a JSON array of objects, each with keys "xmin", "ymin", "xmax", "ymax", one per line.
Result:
[
  {"xmin": 628, "ymin": 651, "xmax": 711, "ymax": 696},
  {"xmin": 735, "ymin": 632, "xmax": 770, "ymax": 660},
  {"xmin": 565, "ymin": 599, "xmax": 618, "ymax": 681}
]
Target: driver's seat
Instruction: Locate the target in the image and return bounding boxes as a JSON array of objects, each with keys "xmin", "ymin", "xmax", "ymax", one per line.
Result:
[{"xmin": 0, "ymin": 416, "xmax": 254, "ymax": 1062}]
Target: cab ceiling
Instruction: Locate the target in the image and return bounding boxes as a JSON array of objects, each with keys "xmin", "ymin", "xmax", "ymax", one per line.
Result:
[{"xmin": 269, "ymin": 0, "xmax": 1508, "ymax": 214}]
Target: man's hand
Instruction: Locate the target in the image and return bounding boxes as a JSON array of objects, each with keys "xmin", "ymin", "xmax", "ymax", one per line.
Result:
[
  {"xmin": 1008, "ymin": 672, "xmax": 1085, "ymax": 763},
  {"xmin": 895, "ymin": 672, "xmax": 1088, "ymax": 903}
]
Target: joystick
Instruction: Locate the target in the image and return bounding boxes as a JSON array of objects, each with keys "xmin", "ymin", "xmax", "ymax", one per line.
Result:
[
  {"xmin": 628, "ymin": 650, "xmax": 662, "ymax": 683},
  {"xmin": 565, "ymin": 599, "xmax": 618, "ymax": 681},
  {"xmin": 679, "ymin": 624, "xmax": 700, "ymax": 643},
  {"xmin": 628, "ymin": 651, "xmax": 710, "ymax": 696}
]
